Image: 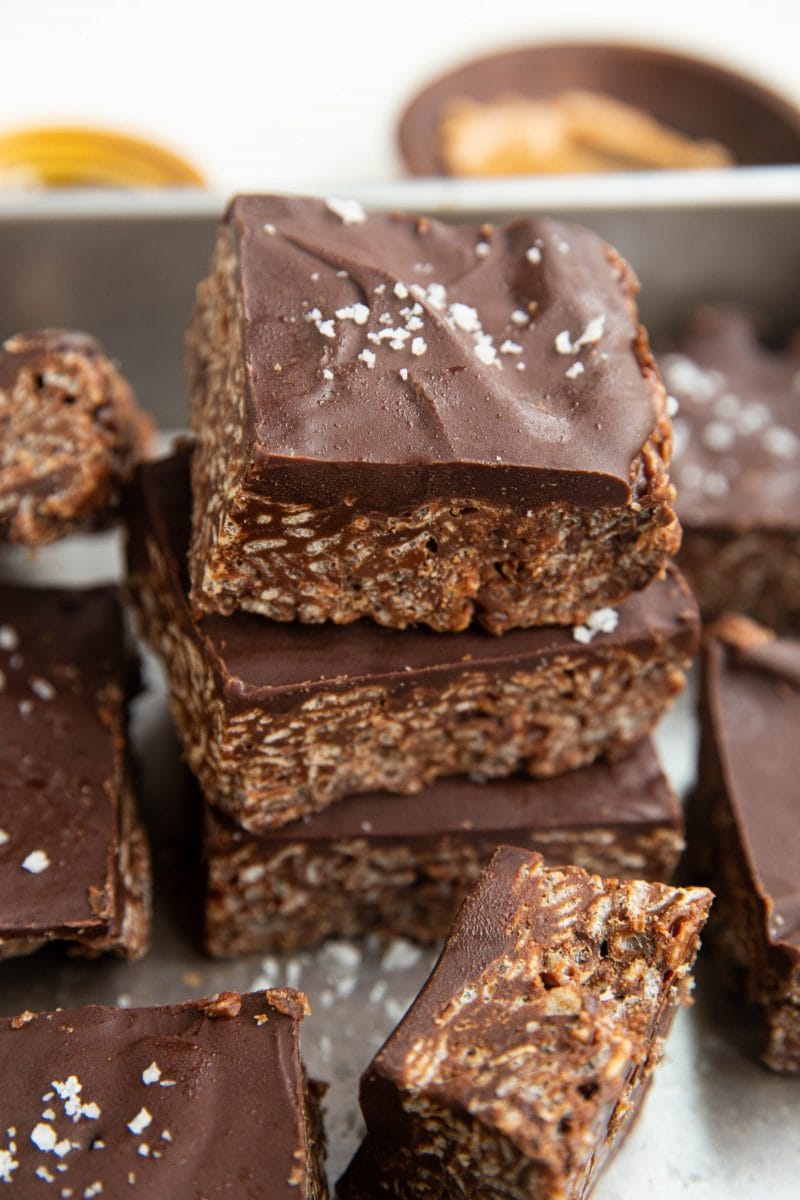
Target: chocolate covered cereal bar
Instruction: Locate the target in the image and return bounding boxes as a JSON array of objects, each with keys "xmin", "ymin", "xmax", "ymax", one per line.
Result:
[
  {"xmin": 0, "ymin": 585, "xmax": 149, "ymax": 960},
  {"xmin": 0, "ymin": 329, "xmax": 153, "ymax": 545},
  {"xmin": 337, "ymin": 846, "xmax": 711, "ymax": 1200},
  {"xmin": 0, "ymin": 990, "xmax": 326, "ymax": 1196},
  {"xmin": 204, "ymin": 738, "xmax": 683, "ymax": 955},
  {"xmin": 661, "ymin": 306, "xmax": 800, "ymax": 631},
  {"xmin": 127, "ymin": 448, "xmax": 698, "ymax": 832},
  {"xmin": 695, "ymin": 614, "xmax": 800, "ymax": 1072},
  {"xmin": 187, "ymin": 195, "xmax": 678, "ymax": 633}
]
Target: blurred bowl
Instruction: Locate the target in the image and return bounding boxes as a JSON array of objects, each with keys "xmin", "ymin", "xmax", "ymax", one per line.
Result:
[
  {"xmin": 0, "ymin": 126, "xmax": 205, "ymax": 189},
  {"xmin": 398, "ymin": 42, "xmax": 800, "ymax": 176}
]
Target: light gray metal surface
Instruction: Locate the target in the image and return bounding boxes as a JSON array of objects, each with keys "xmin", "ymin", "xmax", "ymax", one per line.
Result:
[{"xmin": 1, "ymin": 184, "xmax": 799, "ymax": 1194}]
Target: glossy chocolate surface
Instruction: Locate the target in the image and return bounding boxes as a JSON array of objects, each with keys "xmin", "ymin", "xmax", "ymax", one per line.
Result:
[
  {"xmin": 206, "ymin": 737, "xmax": 677, "ymax": 845},
  {"xmin": 661, "ymin": 307, "xmax": 800, "ymax": 530},
  {"xmin": 226, "ymin": 194, "xmax": 661, "ymax": 509},
  {"xmin": 0, "ymin": 990, "xmax": 312, "ymax": 1197},
  {"xmin": 705, "ymin": 624, "xmax": 800, "ymax": 951},
  {"xmin": 0, "ymin": 586, "xmax": 129, "ymax": 940},
  {"xmin": 132, "ymin": 448, "xmax": 699, "ymax": 711}
]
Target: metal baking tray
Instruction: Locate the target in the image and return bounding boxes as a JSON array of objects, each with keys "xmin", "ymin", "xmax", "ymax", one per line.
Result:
[{"xmin": 1, "ymin": 175, "xmax": 799, "ymax": 1196}]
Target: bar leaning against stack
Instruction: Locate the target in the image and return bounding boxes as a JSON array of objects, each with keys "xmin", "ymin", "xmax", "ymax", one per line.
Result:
[{"xmin": 130, "ymin": 193, "xmax": 696, "ymax": 966}]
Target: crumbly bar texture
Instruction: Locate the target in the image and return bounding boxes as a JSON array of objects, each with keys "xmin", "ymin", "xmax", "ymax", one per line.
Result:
[
  {"xmin": 0, "ymin": 989, "xmax": 327, "ymax": 1198},
  {"xmin": 661, "ymin": 305, "xmax": 800, "ymax": 631},
  {"xmin": 337, "ymin": 846, "xmax": 712, "ymax": 1200},
  {"xmin": 694, "ymin": 614, "xmax": 800, "ymax": 1073},
  {"xmin": 127, "ymin": 449, "xmax": 698, "ymax": 833},
  {"xmin": 187, "ymin": 195, "xmax": 678, "ymax": 634},
  {"xmin": 0, "ymin": 328, "xmax": 154, "ymax": 546},
  {"xmin": 203, "ymin": 739, "xmax": 684, "ymax": 956},
  {"xmin": 0, "ymin": 585, "xmax": 150, "ymax": 960}
]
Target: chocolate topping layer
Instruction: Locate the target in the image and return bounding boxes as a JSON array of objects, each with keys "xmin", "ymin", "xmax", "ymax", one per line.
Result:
[
  {"xmin": 661, "ymin": 306, "xmax": 800, "ymax": 530},
  {"xmin": 206, "ymin": 737, "xmax": 677, "ymax": 845},
  {"xmin": 138, "ymin": 447, "xmax": 697, "ymax": 710},
  {"xmin": 0, "ymin": 585, "xmax": 148, "ymax": 955},
  {"xmin": 705, "ymin": 618, "xmax": 800, "ymax": 950},
  {"xmin": 217, "ymin": 194, "xmax": 665, "ymax": 508},
  {"xmin": 0, "ymin": 990, "xmax": 322, "ymax": 1198}
]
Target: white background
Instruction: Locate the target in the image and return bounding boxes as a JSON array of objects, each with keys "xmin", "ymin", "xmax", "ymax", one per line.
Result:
[{"xmin": 2, "ymin": 0, "xmax": 800, "ymax": 188}]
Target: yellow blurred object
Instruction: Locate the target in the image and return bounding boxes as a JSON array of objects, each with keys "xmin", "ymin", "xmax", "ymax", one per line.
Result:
[{"xmin": 0, "ymin": 126, "xmax": 205, "ymax": 188}]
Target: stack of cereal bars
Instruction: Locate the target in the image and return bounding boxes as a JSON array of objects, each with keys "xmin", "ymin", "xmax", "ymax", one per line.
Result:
[{"xmin": 128, "ymin": 194, "xmax": 700, "ymax": 957}]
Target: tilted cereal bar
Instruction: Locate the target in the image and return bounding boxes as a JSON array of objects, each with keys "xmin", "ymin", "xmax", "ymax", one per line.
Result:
[{"xmin": 337, "ymin": 846, "xmax": 712, "ymax": 1200}]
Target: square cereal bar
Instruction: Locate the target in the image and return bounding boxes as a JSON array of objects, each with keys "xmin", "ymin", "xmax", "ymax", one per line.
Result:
[
  {"xmin": 187, "ymin": 195, "xmax": 678, "ymax": 633},
  {"xmin": 0, "ymin": 989, "xmax": 326, "ymax": 1196},
  {"xmin": 127, "ymin": 448, "xmax": 698, "ymax": 832}
]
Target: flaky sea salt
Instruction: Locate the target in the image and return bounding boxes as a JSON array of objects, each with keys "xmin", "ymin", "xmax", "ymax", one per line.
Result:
[
  {"xmin": 141, "ymin": 1063, "xmax": 162, "ymax": 1086},
  {"xmin": 0, "ymin": 626, "xmax": 19, "ymax": 651},
  {"xmin": 30, "ymin": 677, "xmax": 56, "ymax": 701},
  {"xmin": 702, "ymin": 421, "xmax": 736, "ymax": 453},
  {"xmin": 325, "ymin": 197, "xmax": 366, "ymax": 225},
  {"xmin": 127, "ymin": 1109, "xmax": 152, "ymax": 1136},
  {"xmin": 763, "ymin": 426, "xmax": 799, "ymax": 458},
  {"xmin": 22, "ymin": 850, "xmax": 49, "ymax": 874},
  {"xmin": 335, "ymin": 303, "xmax": 370, "ymax": 325},
  {"xmin": 449, "ymin": 303, "xmax": 479, "ymax": 332},
  {"xmin": 525, "ymin": 246, "xmax": 542, "ymax": 264},
  {"xmin": 572, "ymin": 607, "xmax": 619, "ymax": 644},
  {"xmin": 565, "ymin": 362, "xmax": 585, "ymax": 380},
  {"xmin": 411, "ymin": 337, "xmax": 427, "ymax": 356},
  {"xmin": 358, "ymin": 349, "xmax": 376, "ymax": 369}
]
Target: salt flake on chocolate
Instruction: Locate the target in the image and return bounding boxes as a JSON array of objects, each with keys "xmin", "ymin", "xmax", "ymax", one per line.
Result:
[
  {"xmin": 449, "ymin": 303, "xmax": 480, "ymax": 333},
  {"xmin": 572, "ymin": 607, "xmax": 619, "ymax": 644},
  {"xmin": 0, "ymin": 626, "xmax": 19, "ymax": 652},
  {"xmin": 141, "ymin": 1062, "xmax": 162, "ymax": 1086},
  {"xmin": 325, "ymin": 197, "xmax": 367, "ymax": 225},
  {"xmin": 335, "ymin": 304, "xmax": 370, "ymax": 326},
  {"xmin": 127, "ymin": 1108, "xmax": 152, "ymax": 1136},
  {"xmin": 22, "ymin": 849, "xmax": 50, "ymax": 874}
]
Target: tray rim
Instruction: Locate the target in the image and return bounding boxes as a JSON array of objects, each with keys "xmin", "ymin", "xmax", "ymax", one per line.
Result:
[{"xmin": 1, "ymin": 164, "xmax": 800, "ymax": 222}]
